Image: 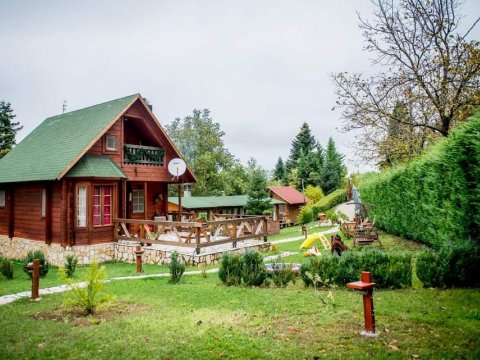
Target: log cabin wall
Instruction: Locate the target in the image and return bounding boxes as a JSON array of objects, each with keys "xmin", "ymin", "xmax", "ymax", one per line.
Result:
[
  {"xmin": 13, "ymin": 184, "xmax": 45, "ymax": 241},
  {"xmin": 127, "ymin": 181, "xmax": 168, "ymax": 221},
  {"xmin": 0, "ymin": 187, "xmax": 9, "ymax": 235}
]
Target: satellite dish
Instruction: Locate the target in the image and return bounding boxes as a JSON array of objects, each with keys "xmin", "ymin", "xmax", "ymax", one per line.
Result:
[{"xmin": 168, "ymin": 158, "xmax": 187, "ymax": 178}]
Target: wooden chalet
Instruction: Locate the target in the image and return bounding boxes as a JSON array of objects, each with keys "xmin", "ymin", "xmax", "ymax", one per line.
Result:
[
  {"xmin": 267, "ymin": 186, "xmax": 309, "ymax": 226},
  {"xmin": 167, "ymin": 195, "xmax": 285, "ymax": 221},
  {"xmin": 0, "ymin": 94, "xmax": 195, "ymax": 264}
]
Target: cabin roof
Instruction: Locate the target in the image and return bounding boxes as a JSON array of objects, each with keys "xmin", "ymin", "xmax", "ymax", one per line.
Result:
[
  {"xmin": 0, "ymin": 94, "xmax": 137, "ymax": 183},
  {"xmin": 168, "ymin": 195, "xmax": 284, "ymax": 209},
  {"xmin": 267, "ymin": 186, "xmax": 309, "ymax": 205},
  {"xmin": 65, "ymin": 155, "xmax": 127, "ymax": 179},
  {"xmin": 0, "ymin": 94, "xmax": 196, "ymax": 184}
]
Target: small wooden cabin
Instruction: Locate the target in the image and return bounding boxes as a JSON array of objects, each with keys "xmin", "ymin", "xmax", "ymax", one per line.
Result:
[
  {"xmin": 167, "ymin": 195, "xmax": 285, "ymax": 221},
  {"xmin": 0, "ymin": 94, "xmax": 195, "ymax": 264},
  {"xmin": 267, "ymin": 186, "xmax": 309, "ymax": 226}
]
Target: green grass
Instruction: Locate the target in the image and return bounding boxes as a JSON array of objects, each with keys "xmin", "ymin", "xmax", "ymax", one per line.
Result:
[
  {"xmin": 0, "ymin": 274, "xmax": 479, "ymax": 359},
  {"xmin": 267, "ymin": 222, "xmax": 333, "ymax": 241}
]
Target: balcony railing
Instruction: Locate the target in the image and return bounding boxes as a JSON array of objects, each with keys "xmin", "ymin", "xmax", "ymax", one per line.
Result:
[{"xmin": 124, "ymin": 144, "xmax": 164, "ymax": 166}]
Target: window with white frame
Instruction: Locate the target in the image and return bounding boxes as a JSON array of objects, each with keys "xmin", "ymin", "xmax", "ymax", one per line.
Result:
[
  {"xmin": 132, "ymin": 189, "xmax": 144, "ymax": 213},
  {"xmin": 0, "ymin": 190, "xmax": 5, "ymax": 207},
  {"xmin": 77, "ymin": 186, "xmax": 87, "ymax": 227},
  {"xmin": 93, "ymin": 185, "xmax": 113, "ymax": 226},
  {"xmin": 41, "ymin": 188, "xmax": 46, "ymax": 218},
  {"xmin": 106, "ymin": 135, "xmax": 117, "ymax": 151}
]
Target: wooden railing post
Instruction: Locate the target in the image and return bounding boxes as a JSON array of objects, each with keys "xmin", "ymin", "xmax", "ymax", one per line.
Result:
[
  {"xmin": 31, "ymin": 259, "xmax": 40, "ymax": 300},
  {"xmin": 263, "ymin": 216, "xmax": 268, "ymax": 242},
  {"xmin": 232, "ymin": 221, "xmax": 237, "ymax": 248},
  {"xmin": 195, "ymin": 226, "xmax": 201, "ymax": 254}
]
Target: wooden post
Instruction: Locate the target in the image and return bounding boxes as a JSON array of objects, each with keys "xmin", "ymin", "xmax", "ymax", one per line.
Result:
[
  {"xmin": 263, "ymin": 217, "xmax": 268, "ymax": 242},
  {"xmin": 361, "ymin": 272, "xmax": 375, "ymax": 334},
  {"xmin": 177, "ymin": 183, "xmax": 182, "ymax": 222},
  {"xmin": 195, "ymin": 226, "xmax": 201, "ymax": 254},
  {"xmin": 135, "ymin": 245, "xmax": 144, "ymax": 273},
  {"xmin": 31, "ymin": 259, "xmax": 40, "ymax": 300},
  {"xmin": 346, "ymin": 271, "xmax": 377, "ymax": 337}
]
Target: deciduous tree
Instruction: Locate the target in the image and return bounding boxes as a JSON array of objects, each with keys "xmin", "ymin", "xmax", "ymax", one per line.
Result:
[{"xmin": 332, "ymin": 0, "xmax": 480, "ymax": 164}]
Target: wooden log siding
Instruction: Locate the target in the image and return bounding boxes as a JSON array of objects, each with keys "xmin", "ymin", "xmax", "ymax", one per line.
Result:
[{"xmin": 115, "ymin": 216, "xmax": 269, "ymax": 254}]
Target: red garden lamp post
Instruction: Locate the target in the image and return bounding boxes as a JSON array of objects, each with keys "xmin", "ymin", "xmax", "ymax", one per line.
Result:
[
  {"xmin": 25, "ymin": 259, "xmax": 42, "ymax": 300},
  {"xmin": 347, "ymin": 271, "xmax": 378, "ymax": 337},
  {"xmin": 135, "ymin": 245, "xmax": 145, "ymax": 273}
]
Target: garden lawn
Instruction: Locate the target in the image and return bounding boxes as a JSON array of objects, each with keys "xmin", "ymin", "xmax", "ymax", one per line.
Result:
[{"xmin": 0, "ymin": 274, "xmax": 479, "ymax": 359}]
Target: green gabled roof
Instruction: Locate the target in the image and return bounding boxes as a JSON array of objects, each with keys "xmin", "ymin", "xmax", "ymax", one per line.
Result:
[
  {"xmin": 66, "ymin": 155, "xmax": 126, "ymax": 178},
  {"xmin": 0, "ymin": 94, "xmax": 138, "ymax": 183},
  {"xmin": 168, "ymin": 195, "xmax": 284, "ymax": 209}
]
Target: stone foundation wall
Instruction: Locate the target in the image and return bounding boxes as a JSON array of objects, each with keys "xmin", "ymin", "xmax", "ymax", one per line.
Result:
[
  {"xmin": 0, "ymin": 235, "xmax": 115, "ymax": 266},
  {"xmin": 0, "ymin": 235, "xmax": 271, "ymax": 267},
  {"xmin": 115, "ymin": 242, "xmax": 272, "ymax": 266}
]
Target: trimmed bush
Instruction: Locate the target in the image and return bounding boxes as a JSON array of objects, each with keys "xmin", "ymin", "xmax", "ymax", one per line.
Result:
[
  {"xmin": 169, "ymin": 251, "xmax": 185, "ymax": 284},
  {"xmin": 64, "ymin": 255, "xmax": 78, "ymax": 278},
  {"xmin": 416, "ymin": 249, "xmax": 446, "ymax": 288},
  {"xmin": 303, "ymin": 249, "xmax": 412, "ymax": 289},
  {"xmin": 1, "ymin": 258, "xmax": 14, "ymax": 280},
  {"xmin": 242, "ymin": 251, "xmax": 267, "ymax": 286},
  {"xmin": 269, "ymin": 260, "xmax": 296, "ymax": 287},
  {"xmin": 416, "ymin": 241, "xmax": 480, "ymax": 288},
  {"xmin": 312, "ymin": 189, "xmax": 347, "ymax": 213},
  {"xmin": 219, "ymin": 253, "xmax": 243, "ymax": 286},
  {"xmin": 23, "ymin": 250, "xmax": 49, "ymax": 278}
]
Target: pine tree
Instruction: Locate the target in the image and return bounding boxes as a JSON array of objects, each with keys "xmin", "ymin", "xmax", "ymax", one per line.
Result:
[
  {"xmin": 272, "ymin": 157, "xmax": 287, "ymax": 184},
  {"xmin": 245, "ymin": 159, "xmax": 272, "ymax": 215},
  {"xmin": 321, "ymin": 138, "xmax": 347, "ymax": 194},
  {"xmin": 286, "ymin": 122, "xmax": 317, "ymax": 172},
  {"xmin": 0, "ymin": 101, "xmax": 22, "ymax": 158}
]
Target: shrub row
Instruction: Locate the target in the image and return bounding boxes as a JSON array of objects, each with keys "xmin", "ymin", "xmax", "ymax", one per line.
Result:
[
  {"xmin": 300, "ymin": 248, "xmax": 412, "ymax": 289},
  {"xmin": 358, "ymin": 115, "xmax": 480, "ymax": 249},
  {"xmin": 311, "ymin": 189, "xmax": 347, "ymax": 214},
  {"xmin": 416, "ymin": 242, "xmax": 480, "ymax": 288}
]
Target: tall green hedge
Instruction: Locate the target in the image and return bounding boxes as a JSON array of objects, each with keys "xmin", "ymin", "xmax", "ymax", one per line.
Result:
[
  {"xmin": 359, "ymin": 113, "xmax": 480, "ymax": 249},
  {"xmin": 311, "ymin": 189, "xmax": 347, "ymax": 214}
]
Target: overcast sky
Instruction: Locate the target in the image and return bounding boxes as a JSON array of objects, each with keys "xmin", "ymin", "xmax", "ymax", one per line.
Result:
[{"xmin": 1, "ymin": 0, "xmax": 479, "ymax": 173}]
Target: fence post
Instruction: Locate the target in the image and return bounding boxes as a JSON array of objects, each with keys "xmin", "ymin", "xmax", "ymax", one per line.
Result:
[
  {"xmin": 263, "ymin": 217, "xmax": 268, "ymax": 242},
  {"xmin": 31, "ymin": 259, "xmax": 40, "ymax": 300},
  {"xmin": 195, "ymin": 226, "xmax": 201, "ymax": 254}
]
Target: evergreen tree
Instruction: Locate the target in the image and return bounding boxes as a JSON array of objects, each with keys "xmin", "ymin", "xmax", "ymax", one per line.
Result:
[
  {"xmin": 245, "ymin": 159, "xmax": 272, "ymax": 215},
  {"xmin": 321, "ymin": 138, "xmax": 347, "ymax": 194},
  {"xmin": 272, "ymin": 157, "xmax": 287, "ymax": 184},
  {"xmin": 286, "ymin": 122, "xmax": 317, "ymax": 172},
  {"xmin": 0, "ymin": 101, "xmax": 22, "ymax": 158}
]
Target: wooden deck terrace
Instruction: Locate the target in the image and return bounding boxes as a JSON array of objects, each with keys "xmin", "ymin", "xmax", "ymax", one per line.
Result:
[{"xmin": 115, "ymin": 216, "xmax": 273, "ymax": 254}]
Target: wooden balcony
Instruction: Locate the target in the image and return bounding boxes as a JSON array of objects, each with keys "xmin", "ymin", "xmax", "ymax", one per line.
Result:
[{"xmin": 123, "ymin": 144, "xmax": 164, "ymax": 166}]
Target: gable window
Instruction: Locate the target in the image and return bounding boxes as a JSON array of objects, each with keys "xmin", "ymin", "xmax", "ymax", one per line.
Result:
[
  {"xmin": 41, "ymin": 188, "xmax": 47, "ymax": 218},
  {"xmin": 132, "ymin": 189, "xmax": 144, "ymax": 213},
  {"xmin": 77, "ymin": 185, "xmax": 87, "ymax": 227},
  {"xmin": 93, "ymin": 185, "xmax": 113, "ymax": 226},
  {"xmin": 0, "ymin": 190, "xmax": 5, "ymax": 207},
  {"xmin": 106, "ymin": 135, "xmax": 117, "ymax": 151}
]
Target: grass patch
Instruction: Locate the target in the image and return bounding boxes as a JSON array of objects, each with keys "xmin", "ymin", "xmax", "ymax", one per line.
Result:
[{"xmin": 0, "ymin": 275, "xmax": 479, "ymax": 359}]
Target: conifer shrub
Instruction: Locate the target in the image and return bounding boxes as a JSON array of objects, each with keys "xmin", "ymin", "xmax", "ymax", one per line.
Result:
[
  {"xmin": 218, "ymin": 253, "xmax": 243, "ymax": 286},
  {"xmin": 169, "ymin": 251, "xmax": 185, "ymax": 284},
  {"xmin": 23, "ymin": 250, "xmax": 49, "ymax": 278},
  {"xmin": 64, "ymin": 255, "xmax": 78, "ymax": 278},
  {"xmin": 297, "ymin": 206, "xmax": 313, "ymax": 225},
  {"xmin": 268, "ymin": 259, "xmax": 297, "ymax": 287},
  {"xmin": 1, "ymin": 258, "xmax": 14, "ymax": 280},
  {"xmin": 60, "ymin": 261, "xmax": 114, "ymax": 315},
  {"xmin": 301, "ymin": 255, "xmax": 339, "ymax": 288},
  {"xmin": 242, "ymin": 251, "xmax": 266, "ymax": 287}
]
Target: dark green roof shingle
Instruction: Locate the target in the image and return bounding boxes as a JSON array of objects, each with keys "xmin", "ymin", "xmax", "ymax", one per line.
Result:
[
  {"xmin": 0, "ymin": 94, "xmax": 138, "ymax": 183},
  {"xmin": 66, "ymin": 155, "xmax": 126, "ymax": 178}
]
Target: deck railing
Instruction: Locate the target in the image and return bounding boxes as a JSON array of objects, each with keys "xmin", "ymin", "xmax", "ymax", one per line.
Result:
[
  {"xmin": 114, "ymin": 216, "xmax": 269, "ymax": 254},
  {"xmin": 123, "ymin": 144, "xmax": 164, "ymax": 166}
]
